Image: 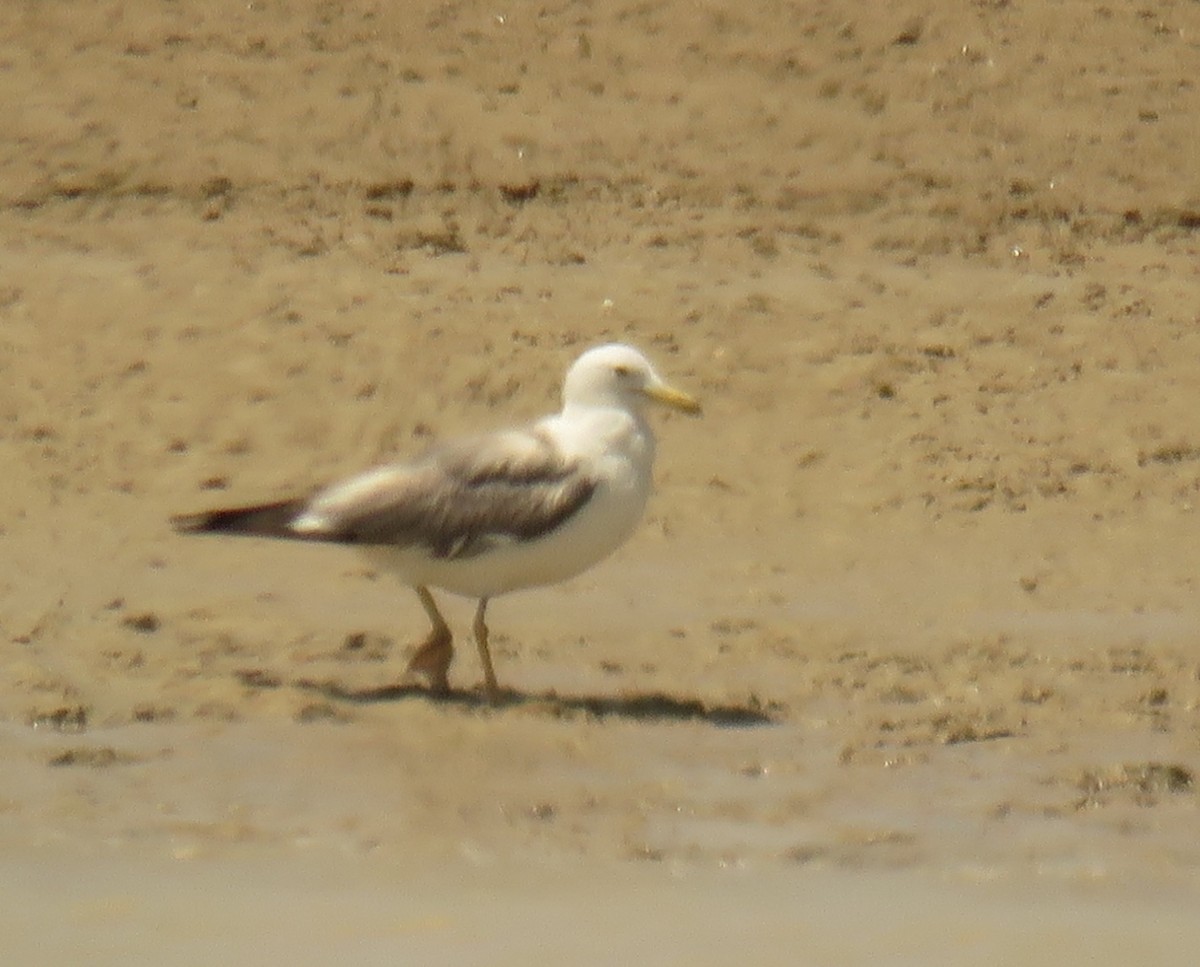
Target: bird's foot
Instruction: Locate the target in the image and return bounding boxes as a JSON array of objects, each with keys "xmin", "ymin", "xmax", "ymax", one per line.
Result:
[{"xmin": 404, "ymin": 626, "xmax": 453, "ymax": 696}]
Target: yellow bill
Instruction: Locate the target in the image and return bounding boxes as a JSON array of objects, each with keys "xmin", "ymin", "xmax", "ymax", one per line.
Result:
[{"xmin": 644, "ymin": 381, "xmax": 702, "ymax": 415}]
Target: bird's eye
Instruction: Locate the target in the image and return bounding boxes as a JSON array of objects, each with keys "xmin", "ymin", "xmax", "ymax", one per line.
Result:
[{"xmin": 613, "ymin": 365, "xmax": 633, "ymax": 378}]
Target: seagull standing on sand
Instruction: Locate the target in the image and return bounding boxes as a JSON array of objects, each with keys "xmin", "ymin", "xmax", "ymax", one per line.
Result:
[{"xmin": 173, "ymin": 343, "xmax": 701, "ymax": 702}]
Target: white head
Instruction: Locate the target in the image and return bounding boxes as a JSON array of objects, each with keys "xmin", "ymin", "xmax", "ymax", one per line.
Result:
[{"xmin": 561, "ymin": 343, "xmax": 701, "ymax": 416}]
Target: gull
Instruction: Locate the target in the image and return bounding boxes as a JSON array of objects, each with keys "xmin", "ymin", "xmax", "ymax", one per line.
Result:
[{"xmin": 172, "ymin": 343, "xmax": 701, "ymax": 702}]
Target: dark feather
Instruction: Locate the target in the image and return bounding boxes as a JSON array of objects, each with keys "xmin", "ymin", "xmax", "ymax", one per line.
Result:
[
  {"xmin": 311, "ymin": 432, "xmax": 598, "ymax": 558},
  {"xmin": 171, "ymin": 498, "xmax": 310, "ymax": 539}
]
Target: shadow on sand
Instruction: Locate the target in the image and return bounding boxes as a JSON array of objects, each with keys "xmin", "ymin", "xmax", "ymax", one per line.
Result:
[{"xmin": 292, "ymin": 678, "xmax": 776, "ymax": 727}]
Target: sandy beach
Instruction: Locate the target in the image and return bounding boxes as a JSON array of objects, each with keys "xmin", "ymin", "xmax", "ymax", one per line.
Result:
[{"xmin": 3, "ymin": 0, "xmax": 1200, "ymax": 961}]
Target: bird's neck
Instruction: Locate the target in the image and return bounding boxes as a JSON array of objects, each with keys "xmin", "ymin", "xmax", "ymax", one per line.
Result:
[{"xmin": 554, "ymin": 404, "xmax": 654, "ymax": 463}]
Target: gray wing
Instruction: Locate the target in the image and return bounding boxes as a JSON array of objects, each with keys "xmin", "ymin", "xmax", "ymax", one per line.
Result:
[{"xmin": 295, "ymin": 428, "xmax": 597, "ymax": 559}]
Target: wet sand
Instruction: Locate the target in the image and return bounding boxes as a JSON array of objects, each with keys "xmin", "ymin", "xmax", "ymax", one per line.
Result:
[
  {"xmin": 3, "ymin": 0, "xmax": 1200, "ymax": 960},
  {"xmin": 7, "ymin": 838, "xmax": 1200, "ymax": 966}
]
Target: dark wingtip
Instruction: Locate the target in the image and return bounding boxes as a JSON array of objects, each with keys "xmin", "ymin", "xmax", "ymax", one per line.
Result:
[
  {"xmin": 171, "ymin": 510, "xmax": 218, "ymax": 533},
  {"xmin": 170, "ymin": 499, "xmax": 307, "ymax": 538}
]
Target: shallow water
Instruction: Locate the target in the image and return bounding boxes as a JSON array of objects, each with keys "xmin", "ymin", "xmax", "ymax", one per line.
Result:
[{"xmin": 5, "ymin": 840, "xmax": 1200, "ymax": 967}]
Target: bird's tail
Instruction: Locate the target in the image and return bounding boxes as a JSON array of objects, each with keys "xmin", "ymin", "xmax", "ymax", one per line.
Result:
[{"xmin": 171, "ymin": 498, "xmax": 309, "ymax": 539}]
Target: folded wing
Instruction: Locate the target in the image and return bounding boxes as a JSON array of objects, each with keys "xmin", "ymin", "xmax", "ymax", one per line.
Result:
[{"xmin": 174, "ymin": 428, "xmax": 597, "ymax": 561}]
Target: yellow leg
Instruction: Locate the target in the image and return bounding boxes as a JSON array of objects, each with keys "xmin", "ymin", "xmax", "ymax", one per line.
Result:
[
  {"xmin": 404, "ymin": 586, "xmax": 453, "ymax": 695},
  {"xmin": 473, "ymin": 597, "xmax": 500, "ymax": 703}
]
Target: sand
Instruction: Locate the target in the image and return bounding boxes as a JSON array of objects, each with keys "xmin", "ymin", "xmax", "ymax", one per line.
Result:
[{"xmin": 3, "ymin": 0, "xmax": 1200, "ymax": 962}]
